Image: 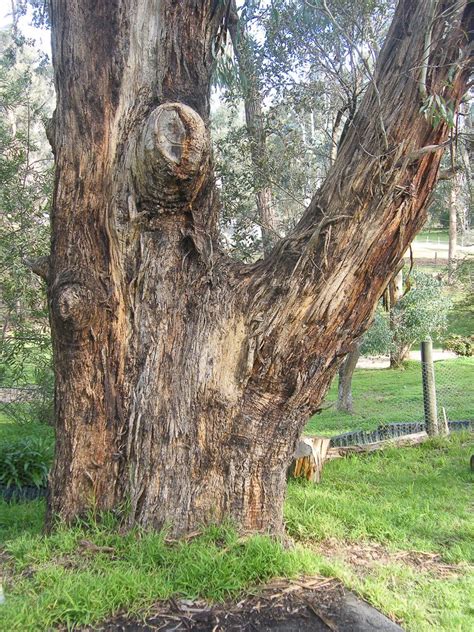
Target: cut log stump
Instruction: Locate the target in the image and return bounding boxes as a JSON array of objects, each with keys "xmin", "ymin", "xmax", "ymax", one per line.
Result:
[
  {"xmin": 289, "ymin": 436, "xmax": 331, "ymax": 483},
  {"xmin": 289, "ymin": 431, "xmax": 433, "ymax": 484}
]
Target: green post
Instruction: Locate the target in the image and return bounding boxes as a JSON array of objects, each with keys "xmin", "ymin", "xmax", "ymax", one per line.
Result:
[{"xmin": 421, "ymin": 339, "xmax": 438, "ymax": 436}]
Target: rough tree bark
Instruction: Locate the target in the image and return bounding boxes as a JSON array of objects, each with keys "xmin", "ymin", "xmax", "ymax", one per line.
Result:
[{"xmin": 45, "ymin": 0, "xmax": 472, "ymax": 536}]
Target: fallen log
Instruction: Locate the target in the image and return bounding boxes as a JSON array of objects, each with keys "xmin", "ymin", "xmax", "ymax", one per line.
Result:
[{"xmin": 326, "ymin": 431, "xmax": 429, "ymax": 459}]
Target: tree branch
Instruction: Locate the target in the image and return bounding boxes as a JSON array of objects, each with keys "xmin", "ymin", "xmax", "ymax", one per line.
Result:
[
  {"xmin": 24, "ymin": 255, "xmax": 50, "ymax": 283},
  {"xmin": 236, "ymin": 0, "xmax": 471, "ymax": 417}
]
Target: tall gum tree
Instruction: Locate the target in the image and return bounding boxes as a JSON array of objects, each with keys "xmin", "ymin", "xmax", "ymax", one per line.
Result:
[
  {"xmin": 43, "ymin": 0, "xmax": 472, "ymax": 535},
  {"xmin": 228, "ymin": 0, "xmax": 278, "ymax": 256}
]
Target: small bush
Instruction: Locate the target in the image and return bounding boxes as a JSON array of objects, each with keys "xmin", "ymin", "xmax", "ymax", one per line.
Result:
[
  {"xmin": 0, "ymin": 437, "xmax": 53, "ymax": 488},
  {"xmin": 0, "ymin": 362, "xmax": 54, "ymax": 426},
  {"xmin": 443, "ymin": 334, "xmax": 473, "ymax": 357}
]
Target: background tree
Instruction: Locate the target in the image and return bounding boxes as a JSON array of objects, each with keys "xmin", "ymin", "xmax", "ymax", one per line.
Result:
[
  {"xmin": 37, "ymin": 0, "xmax": 472, "ymax": 537},
  {"xmin": 390, "ymin": 271, "xmax": 452, "ymax": 366},
  {"xmin": 336, "ymin": 308, "xmax": 392, "ymax": 412},
  {"xmin": 227, "ymin": 0, "xmax": 278, "ymax": 256},
  {"xmin": 0, "ymin": 25, "xmax": 53, "ymax": 421},
  {"xmin": 336, "ymin": 269, "xmax": 452, "ymax": 414},
  {"xmin": 214, "ymin": 0, "xmax": 394, "ymax": 260}
]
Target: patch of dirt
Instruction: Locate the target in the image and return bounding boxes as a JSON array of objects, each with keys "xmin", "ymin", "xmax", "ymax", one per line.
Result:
[
  {"xmin": 81, "ymin": 578, "xmax": 404, "ymax": 631},
  {"xmin": 0, "ymin": 548, "xmax": 15, "ymax": 581},
  {"xmin": 315, "ymin": 538, "xmax": 465, "ymax": 578},
  {"xmin": 357, "ymin": 348, "xmax": 457, "ymax": 369}
]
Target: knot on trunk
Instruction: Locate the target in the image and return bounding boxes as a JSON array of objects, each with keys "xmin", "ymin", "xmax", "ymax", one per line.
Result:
[
  {"xmin": 51, "ymin": 270, "xmax": 104, "ymax": 333},
  {"xmin": 133, "ymin": 102, "xmax": 209, "ymax": 210}
]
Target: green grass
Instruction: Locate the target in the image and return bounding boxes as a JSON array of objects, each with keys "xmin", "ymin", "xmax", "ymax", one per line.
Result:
[
  {"xmin": 306, "ymin": 359, "xmax": 474, "ymax": 437},
  {"xmin": 286, "ymin": 434, "xmax": 474, "ymax": 561},
  {"xmin": 285, "ymin": 432, "xmax": 474, "ymax": 631},
  {"xmin": 0, "ymin": 411, "xmax": 54, "ymax": 444},
  {"xmin": 415, "ymin": 228, "xmax": 450, "ymax": 243},
  {"xmin": 0, "ymin": 434, "xmax": 472, "ymax": 631},
  {"xmin": 0, "ymin": 511, "xmax": 321, "ymax": 631},
  {"xmin": 446, "ymin": 295, "xmax": 473, "ymax": 340}
]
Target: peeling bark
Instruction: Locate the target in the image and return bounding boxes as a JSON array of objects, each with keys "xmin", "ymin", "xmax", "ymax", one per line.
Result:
[{"xmin": 47, "ymin": 0, "xmax": 472, "ymax": 536}]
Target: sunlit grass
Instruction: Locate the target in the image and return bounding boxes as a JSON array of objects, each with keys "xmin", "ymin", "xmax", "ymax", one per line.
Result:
[
  {"xmin": 0, "ymin": 434, "xmax": 473, "ymax": 631},
  {"xmin": 285, "ymin": 432, "xmax": 474, "ymax": 631},
  {"xmin": 306, "ymin": 359, "xmax": 474, "ymax": 436},
  {"xmin": 0, "ymin": 511, "xmax": 320, "ymax": 631}
]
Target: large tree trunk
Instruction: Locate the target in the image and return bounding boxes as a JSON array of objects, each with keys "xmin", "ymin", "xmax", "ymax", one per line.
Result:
[{"xmin": 45, "ymin": 0, "xmax": 472, "ymax": 536}]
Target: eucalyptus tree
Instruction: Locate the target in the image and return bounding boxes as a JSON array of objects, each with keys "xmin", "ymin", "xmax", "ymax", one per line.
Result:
[
  {"xmin": 0, "ymin": 26, "xmax": 53, "ymax": 398},
  {"xmin": 32, "ymin": 0, "xmax": 471, "ymax": 536},
  {"xmin": 227, "ymin": 0, "xmax": 278, "ymax": 256},
  {"xmin": 216, "ymin": 0, "xmax": 395, "ymax": 260}
]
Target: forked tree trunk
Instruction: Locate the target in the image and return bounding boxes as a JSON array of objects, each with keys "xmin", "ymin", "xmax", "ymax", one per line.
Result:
[{"xmin": 45, "ymin": 0, "xmax": 472, "ymax": 536}]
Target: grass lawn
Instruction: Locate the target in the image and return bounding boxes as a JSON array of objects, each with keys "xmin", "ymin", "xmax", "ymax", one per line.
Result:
[
  {"xmin": 415, "ymin": 228, "xmax": 450, "ymax": 243},
  {"xmin": 286, "ymin": 432, "xmax": 474, "ymax": 631},
  {"xmin": 0, "ymin": 412, "xmax": 54, "ymax": 444},
  {"xmin": 446, "ymin": 294, "xmax": 473, "ymax": 340},
  {"xmin": 306, "ymin": 358, "xmax": 474, "ymax": 437},
  {"xmin": 1, "ymin": 429, "xmax": 473, "ymax": 631}
]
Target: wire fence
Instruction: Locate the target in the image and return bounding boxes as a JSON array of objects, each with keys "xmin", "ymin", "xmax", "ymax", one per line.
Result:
[
  {"xmin": 1, "ymin": 350, "xmax": 472, "ymax": 447},
  {"xmin": 307, "ymin": 353, "xmax": 474, "ymax": 446}
]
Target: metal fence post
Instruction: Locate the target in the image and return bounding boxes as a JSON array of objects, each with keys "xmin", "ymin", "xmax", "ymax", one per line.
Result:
[{"xmin": 421, "ymin": 339, "xmax": 438, "ymax": 436}]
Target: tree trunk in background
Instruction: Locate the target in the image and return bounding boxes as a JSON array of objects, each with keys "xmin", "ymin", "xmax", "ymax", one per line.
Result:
[
  {"xmin": 334, "ymin": 95, "xmax": 358, "ymax": 405},
  {"xmin": 45, "ymin": 0, "xmax": 472, "ymax": 536},
  {"xmin": 229, "ymin": 3, "xmax": 277, "ymax": 257},
  {"xmin": 448, "ymin": 174, "xmax": 459, "ymax": 277},
  {"xmin": 336, "ymin": 343, "xmax": 360, "ymax": 413},
  {"xmin": 389, "ymin": 269, "xmax": 406, "ymax": 367},
  {"xmin": 458, "ymin": 103, "xmax": 472, "ymax": 245},
  {"xmin": 390, "ymin": 342, "xmax": 412, "ymax": 368}
]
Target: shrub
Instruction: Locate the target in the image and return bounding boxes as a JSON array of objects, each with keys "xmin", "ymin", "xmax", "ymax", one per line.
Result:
[
  {"xmin": 390, "ymin": 270, "xmax": 452, "ymax": 358},
  {"xmin": 443, "ymin": 334, "xmax": 473, "ymax": 357},
  {"xmin": 360, "ymin": 308, "xmax": 394, "ymax": 356},
  {"xmin": 0, "ymin": 437, "xmax": 53, "ymax": 488}
]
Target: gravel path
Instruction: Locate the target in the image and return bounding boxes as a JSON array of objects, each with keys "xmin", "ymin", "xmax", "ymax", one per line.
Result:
[{"xmin": 357, "ymin": 349, "xmax": 457, "ymax": 369}]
